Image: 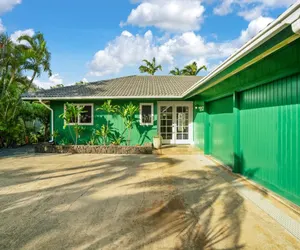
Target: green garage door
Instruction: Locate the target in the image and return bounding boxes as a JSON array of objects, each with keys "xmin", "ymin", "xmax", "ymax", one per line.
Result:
[
  {"xmin": 240, "ymin": 74, "xmax": 300, "ymax": 205},
  {"xmin": 208, "ymin": 96, "xmax": 234, "ymax": 168}
]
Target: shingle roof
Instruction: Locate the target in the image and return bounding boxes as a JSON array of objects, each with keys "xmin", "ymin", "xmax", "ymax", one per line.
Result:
[{"xmin": 22, "ymin": 75, "xmax": 202, "ymax": 99}]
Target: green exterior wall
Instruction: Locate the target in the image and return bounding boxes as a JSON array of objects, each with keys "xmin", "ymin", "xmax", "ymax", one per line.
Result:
[
  {"xmin": 239, "ymin": 73, "xmax": 300, "ymax": 205},
  {"xmin": 192, "ymin": 36, "xmax": 300, "ymax": 205},
  {"xmin": 207, "ymin": 96, "xmax": 234, "ymax": 168},
  {"xmin": 51, "ymin": 100, "xmax": 159, "ymax": 146}
]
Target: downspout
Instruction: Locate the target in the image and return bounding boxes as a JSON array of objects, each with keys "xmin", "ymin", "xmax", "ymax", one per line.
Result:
[{"xmin": 38, "ymin": 99, "xmax": 54, "ymax": 141}]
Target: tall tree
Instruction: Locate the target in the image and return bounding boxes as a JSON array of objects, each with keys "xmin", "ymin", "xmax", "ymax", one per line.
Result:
[
  {"xmin": 18, "ymin": 32, "xmax": 52, "ymax": 88},
  {"xmin": 0, "ymin": 34, "xmax": 30, "ymax": 98},
  {"xmin": 0, "ymin": 32, "xmax": 52, "ymax": 147},
  {"xmin": 139, "ymin": 57, "xmax": 162, "ymax": 75},
  {"xmin": 169, "ymin": 67, "xmax": 182, "ymax": 76},
  {"xmin": 182, "ymin": 61, "xmax": 207, "ymax": 76}
]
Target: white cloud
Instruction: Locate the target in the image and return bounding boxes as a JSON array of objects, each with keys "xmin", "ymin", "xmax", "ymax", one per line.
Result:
[
  {"xmin": 0, "ymin": 0, "xmax": 21, "ymax": 14},
  {"xmin": 88, "ymin": 12, "xmax": 276, "ymax": 77},
  {"xmin": 0, "ymin": 1, "xmax": 22, "ymax": 35},
  {"xmin": 162, "ymin": 32, "xmax": 234, "ymax": 59},
  {"xmin": 238, "ymin": 16, "xmax": 274, "ymax": 44},
  {"xmin": 213, "ymin": 0, "xmax": 234, "ymax": 16},
  {"xmin": 238, "ymin": 5, "xmax": 265, "ymax": 21},
  {"xmin": 88, "ymin": 29, "xmax": 239, "ymax": 77},
  {"xmin": 253, "ymin": 0, "xmax": 295, "ymax": 8},
  {"xmin": 213, "ymin": 0, "xmax": 296, "ymax": 19},
  {"xmin": 49, "ymin": 74, "xmax": 63, "ymax": 85},
  {"xmin": 10, "ymin": 29, "xmax": 35, "ymax": 45},
  {"xmin": 34, "ymin": 74, "xmax": 63, "ymax": 89},
  {"xmin": 123, "ymin": 0, "xmax": 205, "ymax": 32},
  {"xmin": 89, "ymin": 30, "xmax": 173, "ymax": 76},
  {"xmin": 0, "ymin": 19, "xmax": 5, "ymax": 33},
  {"xmin": 81, "ymin": 78, "xmax": 89, "ymax": 83}
]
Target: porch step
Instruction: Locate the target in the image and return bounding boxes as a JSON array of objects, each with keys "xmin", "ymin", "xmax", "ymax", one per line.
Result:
[{"xmin": 153, "ymin": 145, "xmax": 201, "ymax": 155}]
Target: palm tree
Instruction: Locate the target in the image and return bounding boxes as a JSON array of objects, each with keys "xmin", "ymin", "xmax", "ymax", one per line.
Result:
[
  {"xmin": 17, "ymin": 32, "xmax": 52, "ymax": 87},
  {"xmin": 169, "ymin": 67, "xmax": 182, "ymax": 76},
  {"xmin": 75, "ymin": 81, "xmax": 87, "ymax": 86},
  {"xmin": 51, "ymin": 84, "xmax": 64, "ymax": 89},
  {"xmin": 139, "ymin": 57, "xmax": 162, "ymax": 75},
  {"xmin": 0, "ymin": 34, "xmax": 31, "ymax": 97},
  {"xmin": 182, "ymin": 62, "xmax": 207, "ymax": 76}
]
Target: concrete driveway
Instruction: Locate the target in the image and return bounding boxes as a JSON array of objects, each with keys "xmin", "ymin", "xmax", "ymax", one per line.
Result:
[{"xmin": 0, "ymin": 152, "xmax": 299, "ymax": 249}]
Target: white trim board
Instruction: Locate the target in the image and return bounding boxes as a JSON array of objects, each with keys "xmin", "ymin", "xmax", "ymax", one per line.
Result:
[
  {"xmin": 157, "ymin": 101, "xmax": 194, "ymax": 145},
  {"xmin": 139, "ymin": 103, "xmax": 154, "ymax": 126},
  {"xmin": 22, "ymin": 96, "xmax": 183, "ymax": 100}
]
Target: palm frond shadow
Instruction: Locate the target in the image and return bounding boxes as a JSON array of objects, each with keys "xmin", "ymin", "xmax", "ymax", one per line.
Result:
[
  {"xmin": 0, "ymin": 154, "xmax": 246, "ymax": 249},
  {"xmin": 121, "ymin": 173, "xmax": 246, "ymax": 250}
]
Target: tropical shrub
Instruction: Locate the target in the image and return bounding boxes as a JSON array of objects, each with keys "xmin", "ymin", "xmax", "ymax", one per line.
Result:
[
  {"xmin": 59, "ymin": 137, "xmax": 70, "ymax": 145},
  {"xmin": 119, "ymin": 102, "xmax": 139, "ymax": 146},
  {"xmin": 95, "ymin": 124, "xmax": 110, "ymax": 145},
  {"xmin": 96, "ymin": 100, "xmax": 119, "ymax": 145},
  {"xmin": 59, "ymin": 103, "xmax": 86, "ymax": 145},
  {"xmin": 52, "ymin": 130, "xmax": 60, "ymax": 143},
  {"xmin": 29, "ymin": 132, "xmax": 39, "ymax": 144},
  {"xmin": 109, "ymin": 131, "xmax": 126, "ymax": 146}
]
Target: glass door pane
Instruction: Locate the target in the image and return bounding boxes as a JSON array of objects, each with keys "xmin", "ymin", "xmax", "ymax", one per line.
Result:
[
  {"xmin": 176, "ymin": 106, "xmax": 189, "ymax": 141},
  {"xmin": 160, "ymin": 106, "xmax": 173, "ymax": 141}
]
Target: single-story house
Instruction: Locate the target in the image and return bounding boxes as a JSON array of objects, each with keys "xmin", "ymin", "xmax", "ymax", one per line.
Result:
[{"xmin": 23, "ymin": 3, "xmax": 300, "ymax": 206}]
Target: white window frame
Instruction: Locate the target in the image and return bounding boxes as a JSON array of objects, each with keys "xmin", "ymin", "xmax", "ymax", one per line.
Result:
[
  {"xmin": 64, "ymin": 103, "xmax": 94, "ymax": 126},
  {"xmin": 140, "ymin": 103, "xmax": 154, "ymax": 126}
]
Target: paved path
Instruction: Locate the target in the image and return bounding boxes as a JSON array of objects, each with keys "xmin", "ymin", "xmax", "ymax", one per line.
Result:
[
  {"xmin": 0, "ymin": 145, "xmax": 34, "ymax": 157},
  {"xmin": 0, "ymin": 153, "xmax": 299, "ymax": 249}
]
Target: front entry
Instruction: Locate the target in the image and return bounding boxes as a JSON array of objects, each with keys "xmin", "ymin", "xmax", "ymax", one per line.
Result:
[{"xmin": 158, "ymin": 101, "xmax": 193, "ymax": 145}]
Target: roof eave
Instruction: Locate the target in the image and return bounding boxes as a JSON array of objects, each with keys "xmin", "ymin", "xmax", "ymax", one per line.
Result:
[{"xmin": 21, "ymin": 95, "xmax": 184, "ymax": 101}]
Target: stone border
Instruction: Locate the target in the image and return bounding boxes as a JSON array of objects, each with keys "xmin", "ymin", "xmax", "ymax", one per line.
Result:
[{"xmin": 34, "ymin": 143, "xmax": 153, "ymax": 154}]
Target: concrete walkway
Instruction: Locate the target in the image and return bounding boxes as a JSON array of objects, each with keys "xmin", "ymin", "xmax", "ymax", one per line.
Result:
[{"xmin": 0, "ymin": 152, "xmax": 299, "ymax": 249}]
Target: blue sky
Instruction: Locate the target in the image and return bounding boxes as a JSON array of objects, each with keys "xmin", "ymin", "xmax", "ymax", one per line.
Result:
[{"xmin": 0, "ymin": 0, "xmax": 296, "ymax": 88}]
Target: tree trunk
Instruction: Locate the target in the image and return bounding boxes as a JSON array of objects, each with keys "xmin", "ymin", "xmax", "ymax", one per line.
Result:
[
  {"xmin": 27, "ymin": 71, "xmax": 37, "ymax": 90},
  {"xmin": 75, "ymin": 128, "xmax": 78, "ymax": 145},
  {"xmin": 5, "ymin": 69, "xmax": 17, "ymax": 95},
  {"xmin": 68, "ymin": 126, "xmax": 75, "ymax": 145},
  {"xmin": 128, "ymin": 128, "xmax": 131, "ymax": 146}
]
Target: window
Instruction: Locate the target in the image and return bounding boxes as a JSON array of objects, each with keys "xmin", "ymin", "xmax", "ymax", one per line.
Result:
[
  {"xmin": 64, "ymin": 103, "xmax": 94, "ymax": 125},
  {"xmin": 140, "ymin": 103, "xmax": 154, "ymax": 125},
  {"xmin": 80, "ymin": 105, "xmax": 93, "ymax": 124}
]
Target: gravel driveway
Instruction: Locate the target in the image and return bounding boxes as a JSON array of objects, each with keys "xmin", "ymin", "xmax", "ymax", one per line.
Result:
[{"xmin": 0, "ymin": 153, "xmax": 299, "ymax": 249}]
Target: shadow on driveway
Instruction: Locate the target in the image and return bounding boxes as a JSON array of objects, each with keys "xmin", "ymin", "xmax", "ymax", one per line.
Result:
[{"xmin": 0, "ymin": 153, "xmax": 298, "ymax": 249}]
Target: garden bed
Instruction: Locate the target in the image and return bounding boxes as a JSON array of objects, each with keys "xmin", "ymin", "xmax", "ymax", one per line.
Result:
[{"xmin": 34, "ymin": 143, "xmax": 153, "ymax": 154}]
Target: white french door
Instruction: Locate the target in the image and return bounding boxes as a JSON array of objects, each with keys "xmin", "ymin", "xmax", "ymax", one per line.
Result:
[{"xmin": 158, "ymin": 101, "xmax": 193, "ymax": 144}]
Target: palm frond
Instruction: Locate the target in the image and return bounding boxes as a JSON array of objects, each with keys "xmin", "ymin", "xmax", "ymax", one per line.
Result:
[
  {"xmin": 196, "ymin": 65, "xmax": 207, "ymax": 75},
  {"xmin": 139, "ymin": 57, "xmax": 162, "ymax": 75},
  {"xmin": 155, "ymin": 65, "xmax": 162, "ymax": 72}
]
